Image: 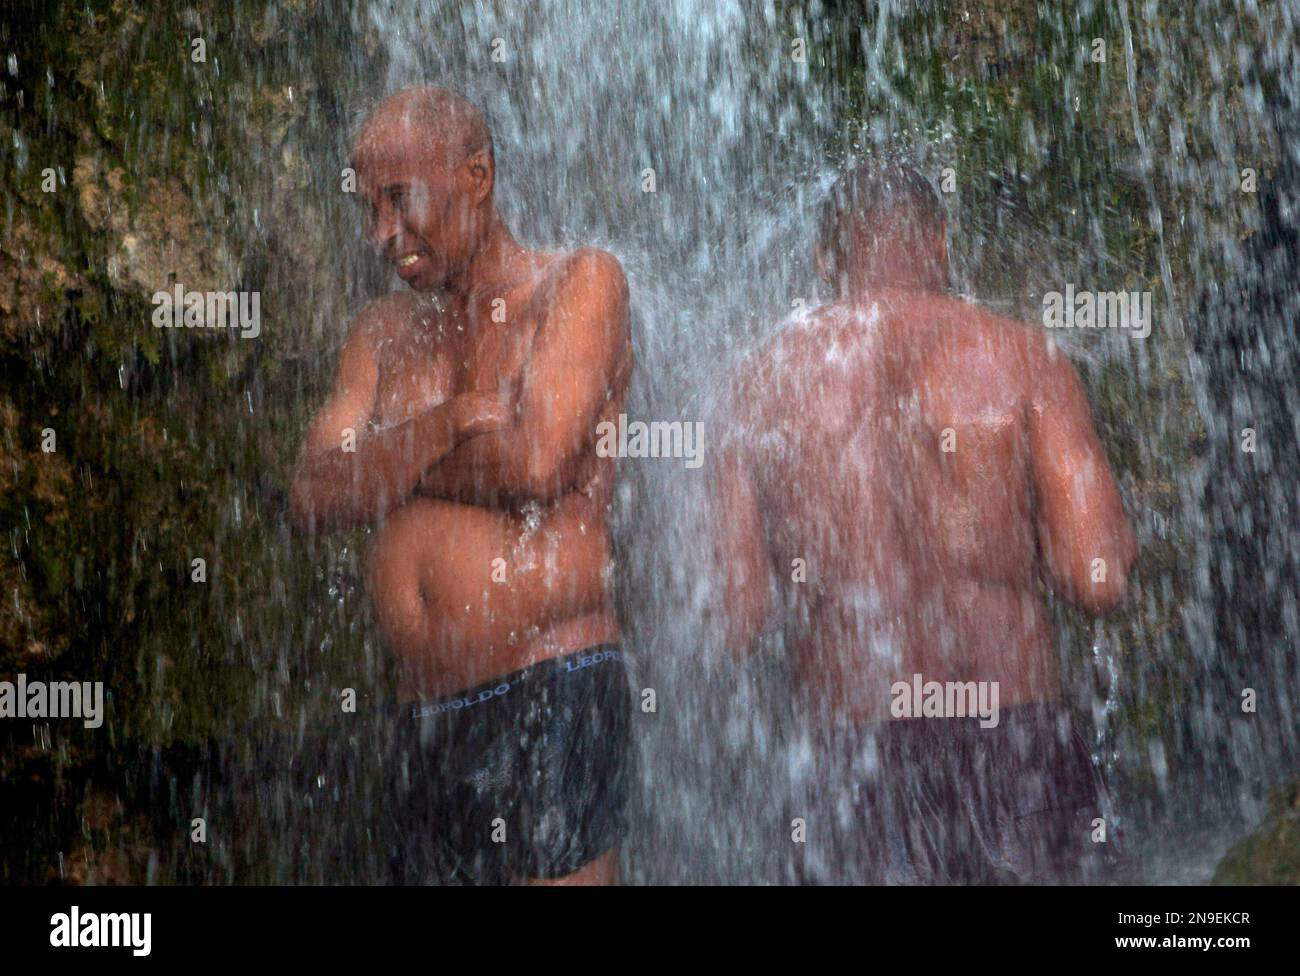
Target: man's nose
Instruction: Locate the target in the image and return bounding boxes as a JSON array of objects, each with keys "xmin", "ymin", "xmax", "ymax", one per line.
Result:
[{"xmin": 366, "ymin": 206, "xmax": 400, "ymax": 251}]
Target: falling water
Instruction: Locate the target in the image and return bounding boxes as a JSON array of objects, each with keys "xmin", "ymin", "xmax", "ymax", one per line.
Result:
[
  {"xmin": 1, "ymin": 0, "xmax": 1297, "ymax": 885},
  {"xmin": 358, "ymin": 0, "xmax": 1300, "ymax": 883}
]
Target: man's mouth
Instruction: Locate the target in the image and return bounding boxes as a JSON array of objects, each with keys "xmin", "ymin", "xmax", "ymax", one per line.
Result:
[{"xmin": 394, "ymin": 253, "xmax": 421, "ymax": 269}]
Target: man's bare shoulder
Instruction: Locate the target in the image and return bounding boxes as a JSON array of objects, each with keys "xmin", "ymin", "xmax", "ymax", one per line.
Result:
[
  {"xmin": 345, "ymin": 291, "xmax": 422, "ymax": 349},
  {"xmin": 967, "ymin": 297, "xmax": 1080, "ymax": 386},
  {"xmin": 926, "ymin": 292, "xmax": 1048, "ymax": 349},
  {"xmin": 904, "ymin": 293, "xmax": 1075, "ymax": 409},
  {"xmin": 512, "ymin": 248, "xmax": 629, "ymax": 338},
  {"xmin": 722, "ymin": 300, "xmax": 882, "ymax": 436},
  {"xmin": 741, "ymin": 301, "xmax": 882, "ymax": 387},
  {"xmin": 545, "ymin": 246, "xmax": 629, "ymax": 306}
]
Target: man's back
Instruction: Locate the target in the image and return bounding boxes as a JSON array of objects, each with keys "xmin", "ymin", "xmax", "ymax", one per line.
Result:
[
  {"xmin": 727, "ymin": 287, "xmax": 1133, "ymax": 722},
  {"xmin": 711, "ymin": 159, "xmax": 1136, "ymax": 882}
]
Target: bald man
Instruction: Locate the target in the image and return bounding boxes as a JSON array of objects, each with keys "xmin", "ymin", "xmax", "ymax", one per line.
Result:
[
  {"xmin": 712, "ymin": 162, "xmax": 1136, "ymax": 883},
  {"xmin": 289, "ymin": 88, "xmax": 633, "ymax": 885}
]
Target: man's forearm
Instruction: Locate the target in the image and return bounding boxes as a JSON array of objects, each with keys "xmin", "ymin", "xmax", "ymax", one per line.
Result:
[
  {"xmin": 419, "ymin": 426, "xmax": 537, "ymax": 505},
  {"xmin": 291, "ymin": 399, "xmax": 464, "ymax": 532}
]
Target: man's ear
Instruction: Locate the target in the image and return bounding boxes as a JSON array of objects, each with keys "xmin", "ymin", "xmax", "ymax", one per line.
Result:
[{"xmin": 460, "ymin": 149, "xmax": 494, "ymax": 204}]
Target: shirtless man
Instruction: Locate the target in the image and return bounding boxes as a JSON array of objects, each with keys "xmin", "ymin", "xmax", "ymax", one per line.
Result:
[
  {"xmin": 712, "ymin": 162, "xmax": 1137, "ymax": 884},
  {"xmin": 289, "ymin": 88, "xmax": 633, "ymax": 885}
]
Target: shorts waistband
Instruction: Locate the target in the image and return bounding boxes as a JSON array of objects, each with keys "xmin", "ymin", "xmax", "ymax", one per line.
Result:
[{"xmin": 403, "ymin": 644, "xmax": 625, "ymax": 722}]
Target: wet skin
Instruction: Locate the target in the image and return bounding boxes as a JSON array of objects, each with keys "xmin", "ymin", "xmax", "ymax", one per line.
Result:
[
  {"xmin": 289, "ymin": 96, "xmax": 631, "ymax": 885},
  {"xmin": 714, "ymin": 286, "xmax": 1137, "ymax": 724},
  {"xmin": 358, "ymin": 253, "xmax": 629, "ymax": 698}
]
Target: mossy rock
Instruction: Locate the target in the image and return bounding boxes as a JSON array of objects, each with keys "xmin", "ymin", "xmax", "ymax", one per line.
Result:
[{"xmin": 1212, "ymin": 782, "xmax": 1300, "ymax": 884}]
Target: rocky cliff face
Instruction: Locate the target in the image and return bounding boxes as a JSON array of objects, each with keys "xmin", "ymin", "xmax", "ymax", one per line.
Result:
[
  {"xmin": 1, "ymin": 0, "xmax": 389, "ymax": 883},
  {"xmin": 1213, "ymin": 782, "xmax": 1300, "ymax": 884}
]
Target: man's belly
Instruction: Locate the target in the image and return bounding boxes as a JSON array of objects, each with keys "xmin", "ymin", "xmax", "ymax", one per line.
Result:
[
  {"xmin": 367, "ymin": 494, "xmax": 618, "ymax": 700},
  {"xmin": 787, "ymin": 580, "xmax": 1060, "ymax": 724}
]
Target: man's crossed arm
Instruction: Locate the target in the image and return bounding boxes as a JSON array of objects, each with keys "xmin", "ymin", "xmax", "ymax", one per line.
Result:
[
  {"xmin": 288, "ymin": 297, "xmax": 510, "ymax": 533},
  {"xmin": 417, "ymin": 248, "xmax": 632, "ymax": 507}
]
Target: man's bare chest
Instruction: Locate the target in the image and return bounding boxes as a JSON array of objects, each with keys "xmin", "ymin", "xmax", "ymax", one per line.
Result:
[{"xmin": 371, "ymin": 294, "xmax": 544, "ymax": 428}]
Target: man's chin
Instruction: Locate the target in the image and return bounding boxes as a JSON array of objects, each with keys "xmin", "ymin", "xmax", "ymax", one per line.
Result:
[
  {"xmin": 393, "ymin": 252, "xmax": 443, "ymax": 291},
  {"xmin": 402, "ymin": 269, "xmax": 444, "ymax": 292}
]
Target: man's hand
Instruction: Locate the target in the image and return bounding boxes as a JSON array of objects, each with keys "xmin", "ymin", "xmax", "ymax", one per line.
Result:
[
  {"xmin": 412, "ymin": 391, "xmax": 514, "ymax": 496},
  {"xmin": 452, "ymin": 390, "xmax": 515, "ymax": 439}
]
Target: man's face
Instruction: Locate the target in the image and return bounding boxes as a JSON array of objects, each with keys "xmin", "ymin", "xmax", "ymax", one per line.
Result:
[{"xmin": 355, "ymin": 138, "xmax": 476, "ymax": 292}]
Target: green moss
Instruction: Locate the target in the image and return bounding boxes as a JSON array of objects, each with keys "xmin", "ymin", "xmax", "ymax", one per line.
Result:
[{"xmin": 1213, "ymin": 783, "xmax": 1300, "ymax": 884}]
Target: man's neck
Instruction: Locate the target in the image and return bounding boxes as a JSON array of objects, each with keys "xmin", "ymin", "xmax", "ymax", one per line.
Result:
[
  {"xmin": 444, "ymin": 212, "xmax": 529, "ymax": 308},
  {"xmin": 839, "ymin": 266, "xmax": 948, "ymax": 301}
]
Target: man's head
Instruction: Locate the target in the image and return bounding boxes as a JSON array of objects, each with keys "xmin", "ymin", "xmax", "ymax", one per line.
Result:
[
  {"xmin": 352, "ymin": 87, "xmax": 496, "ymax": 292},
  {"xmin": 815, "ymin": 160, "xmax": 948, "ymax": 295}
]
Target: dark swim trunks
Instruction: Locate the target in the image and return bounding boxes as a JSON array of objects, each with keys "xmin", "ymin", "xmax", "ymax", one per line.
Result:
[
  {"xmin": 383, "ymin": 645, "xmax": 633, "ymax": 884},
  {"xmin": 788, "ymin": 701, "xmax": 1124, "ymax": 885}
]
